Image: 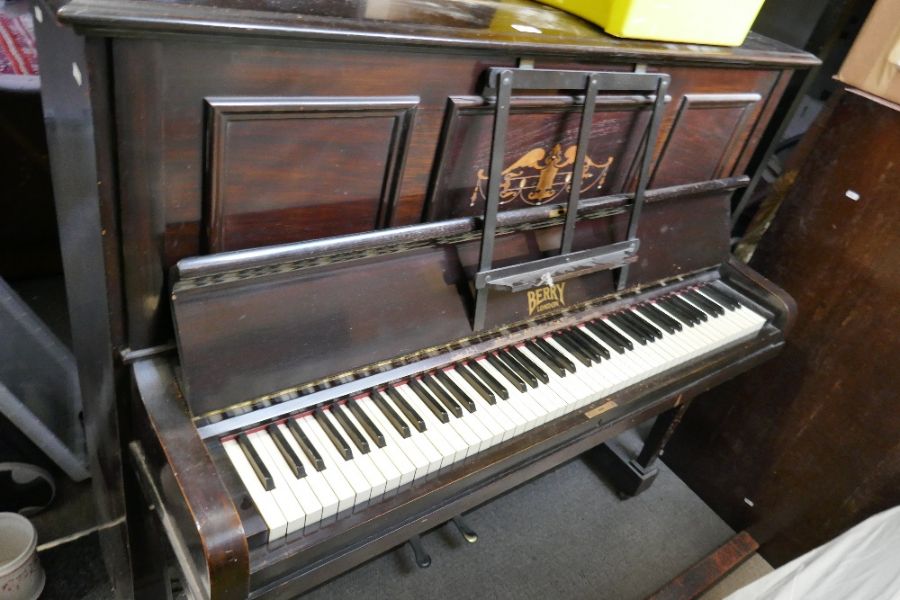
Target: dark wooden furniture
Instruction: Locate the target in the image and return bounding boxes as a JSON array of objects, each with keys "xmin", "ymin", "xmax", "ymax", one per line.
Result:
[
  {"xmin": 664, "ymin": 87, "xmax": 900, "ymax": 567},
  {"xmin": 648, "ymin": 531, "xmax": 759, "ymax": 600},
  {"xmin": 33, "ymin": 0, "xmax": 815, "ymax": 597}
]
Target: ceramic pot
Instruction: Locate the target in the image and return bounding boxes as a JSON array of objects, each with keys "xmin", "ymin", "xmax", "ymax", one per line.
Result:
[{"xmin": 0, "ymin": 512, "xmax": 44, "ymax": 600}]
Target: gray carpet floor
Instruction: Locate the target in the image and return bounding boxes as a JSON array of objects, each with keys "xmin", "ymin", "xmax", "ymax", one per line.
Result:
[{"xmin": 303, "ymin": 430, "xmax": 735, "ymax": 600}]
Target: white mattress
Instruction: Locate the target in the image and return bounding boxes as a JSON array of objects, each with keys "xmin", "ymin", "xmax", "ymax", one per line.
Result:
[{"xmin": 728, "ymin": 505, "xmax": 900, "ymax": 600}]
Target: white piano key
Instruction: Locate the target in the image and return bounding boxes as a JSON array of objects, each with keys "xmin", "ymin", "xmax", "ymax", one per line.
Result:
[
  {"xmin": 247, "ymin": 431, "xmax": 307, "ymax": 534},
  {"xmin": 445, "ymin": 369, "xmax": 515, "ymax": 443},
  {"xmin": 255, "ymin": 429, "xmax": 324, "ymax": 530},
  {"xmin": 300, "ymin": 416, "xmax": 372, "ymax": 507},
  {"xmin": 320, "ymin": 408, "xmax": 388, "ymax": 502},
  {"xmin": 382, "ymin": 389, "xmax": 445, "ymax": 475},
  {"xmin": 476, "ymin": 358, "xmax": 544, "ymax": 429},
  {"xmin": 396, "ymin": 384, "xmax": 467, "ymax": 465},
  {"xmin": 222, "ymin": 438, "xmax": 287, "ymax": 542},
  {"xmin": 339, "ymin": 404, "xmax": 403, "ymax": 494},
  {"xmin": 275, "ymin": 423, "xmax": 342, "ymax": 522},
  {"xmin": 356, "ymin": 397, "xmax": 420, "ymax": 485}
]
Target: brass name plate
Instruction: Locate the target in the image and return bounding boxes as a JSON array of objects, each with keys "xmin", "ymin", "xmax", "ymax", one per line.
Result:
[{"xmin": 584, "ymin": 400, "xmax": 618, "ymax": 420}]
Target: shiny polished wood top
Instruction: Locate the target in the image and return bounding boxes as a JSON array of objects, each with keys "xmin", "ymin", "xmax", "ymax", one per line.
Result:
[{"xmin": 54, "ymin": 0, "xmax": 818, "ymax": 66}]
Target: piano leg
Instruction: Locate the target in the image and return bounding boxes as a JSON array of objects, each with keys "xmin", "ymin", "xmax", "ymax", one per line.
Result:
[{"xmin": 590, "ymin": 401, "xmax": 691, "ymax": 498}]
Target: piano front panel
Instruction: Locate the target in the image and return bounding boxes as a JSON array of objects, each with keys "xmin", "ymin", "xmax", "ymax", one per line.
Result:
[
  {"xmin": 204, "ymin": 96, "xmax": 418, "ymax": 252},
  {"xmin": 112, "ymin": 36, "xmax": 791, "ymax": 348}
]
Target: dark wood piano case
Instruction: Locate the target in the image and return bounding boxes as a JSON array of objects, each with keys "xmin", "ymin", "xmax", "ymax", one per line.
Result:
[{"xmin": 32, "ymin": 0, "xmax": 816, "ymax": 597}]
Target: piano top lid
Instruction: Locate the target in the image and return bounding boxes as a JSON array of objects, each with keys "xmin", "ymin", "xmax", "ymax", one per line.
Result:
[{"xmin": 54, "ymin": 0, "xmax": 818, "ymax": 68}]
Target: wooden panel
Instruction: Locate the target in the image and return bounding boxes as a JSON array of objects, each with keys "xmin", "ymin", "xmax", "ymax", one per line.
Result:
[
  {"xmin": 205, "ymin": 96, "xmax": 417, "ymax": 251},
  {"xmin": 648, "ymin": 532, "xmax": 759, "ymax": 600},
  {"xmin": 663, "ymin": 89, "xmax": 900, "ymax": 567},
  {"xmin": 651, "ymin": 93, "xmax": 761, "ymax": 186},
  {"xmin": 426, "ymin": 95, "xmax": 649, "ymax": 220},
  {"xmin": 644, "ymin": 66, "xmax": 780, "ymax": 190},
  {"xmin": 113, "ymin": 37, "xmax": 788, "ymax": 348}
]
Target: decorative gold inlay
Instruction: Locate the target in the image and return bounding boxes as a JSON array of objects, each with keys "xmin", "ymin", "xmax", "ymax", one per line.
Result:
[{"xmin": 470, "ymin": 144, "xmax": 614, "ymax": 207}]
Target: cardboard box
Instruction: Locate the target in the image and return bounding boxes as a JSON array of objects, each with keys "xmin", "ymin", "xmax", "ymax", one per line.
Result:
[{"xmin": 835, "ymin": 0, "xmax": 900, "ymax": 106}]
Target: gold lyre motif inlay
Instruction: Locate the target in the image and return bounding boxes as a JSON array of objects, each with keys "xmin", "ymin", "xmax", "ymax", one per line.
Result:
[{"xmin": 470, "ymin": 144, "xmax": 614, "ymax": 207}]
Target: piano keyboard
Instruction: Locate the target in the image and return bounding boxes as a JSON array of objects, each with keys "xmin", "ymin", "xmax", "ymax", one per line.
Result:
[{"xmin": 219, "ymin": 284, "xmax": 767, "ymax": 542}]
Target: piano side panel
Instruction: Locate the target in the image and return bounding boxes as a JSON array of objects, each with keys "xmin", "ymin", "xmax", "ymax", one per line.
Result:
[
  {"xmin": 131, "ymin": 358, "xmax": 250, "ymax": 600},
  {"xmin": 173, "ymin": 187, "xmax": 731, "ymax": 416}
]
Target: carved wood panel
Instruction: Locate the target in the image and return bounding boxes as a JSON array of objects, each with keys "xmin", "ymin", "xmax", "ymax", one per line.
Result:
[
  {"xmin": 650, "ymin": 93, "xmax": 761, "ymax": 187},
  {"xmin": 426, "ymin": 95, "xmax": 652, "ymax": 220},
  {"xmin": 204, "ymin": 96, "xmax": 418, "ymax": 251}
]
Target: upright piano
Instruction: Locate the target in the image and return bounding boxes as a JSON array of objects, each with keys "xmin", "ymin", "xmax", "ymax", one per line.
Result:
[{"xmin": 33, "ymin": 1, "xmax": 815, "ymax": 597}]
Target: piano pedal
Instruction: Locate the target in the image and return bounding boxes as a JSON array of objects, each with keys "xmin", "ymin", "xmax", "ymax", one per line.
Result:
[
  {"xmin": 407, "ymin": 534, "xmax": 431, "ymax": 569},
  {"xmin": 451, "ymin": 516, "xmax": 478, "ymax": 544}
]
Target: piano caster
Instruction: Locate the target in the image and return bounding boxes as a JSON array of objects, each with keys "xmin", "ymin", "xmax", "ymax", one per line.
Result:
[
  {"xmin": 407, "ymin": 534, "xmax": 431, "ymax": 569},
  {"xmin": 452, "ymin": 516, "xmax": 478, "ymax": 544}
]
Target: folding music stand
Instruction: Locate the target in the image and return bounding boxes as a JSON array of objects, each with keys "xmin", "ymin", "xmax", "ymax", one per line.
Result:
[{"xmin": 472, "ymin": 68, "xmax": 669, "ymax": 331}]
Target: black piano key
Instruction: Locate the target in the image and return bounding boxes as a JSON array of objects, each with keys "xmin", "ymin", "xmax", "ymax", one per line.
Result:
[
  {"xmin": 671, "ymin": 294, "xmax": 708, "ymax": 322},
  {"xmin": 695, "ymin": 289, "xmax": 731, "ymax": 315},
  {"xmin": 497, "ymin": 350, "xmax": 539, "ymax": 389},
  {"xmin": 623, "ymin": 310, "xmax": 662, "ymax": 340},
  {"xmin": 370, "ymin": 389, "xmax": 411, "ymax": 438},
  {"xmin": 385, "ymin": 386, "xmax": 427, "ymax": 432},
  {"xmin": 456, "ymin": 363, "xmax": 497, "ymax": 405},
  {"xmin": 287, "ymin": 419, "xmax": 326, "ymax": 471},
  {"xmin": 534, "ymin": 337, "xmax": 577, "ymax": 373},
  {"xmin": 469, "ymin": 359, "xmax": 510, "ymax": 400},
  {"xmin": 267, "ymin": 424, "xmax": 306, "ymax": 479},
  {"xmin": 609, "ymin": 313, "xmax": 649, "ymax": 345},
  {"xmin": 333, "ymin": 404, "xmax": 370, "ymax": 454},
  {"xmin": 435, "ymin": 370, "xmax": 477, "ymax": 413},
  {"xmin": 685, "ymin": 289, "xmax": 724, "ymax": 316},
  {"xmin": 486, "ymin": 353, "xmax": 528, "ymax": 393},
  {"xmin": 347, "ymin": 398, "xmax": 386, "ymax": 448},
  {"xmin": 638, "ymin": 304, "xmax": 680, "ymax": 334},
  {"xmin": 422, "ymin": 374, "xmax": 463, "ymax": 418},
  {"xmin": 583, "ymin": 321, "xmax": 625, "ymax": 354},
  {"xmin": 551, "ymin": 332, "xmax": 592, "ymax": 367},
  {"xmin": 409, "ymin": 378, "xmax": 450, "ymax": 423},
  {"xmin": 508, "ymin": 346, "xmax": 550, "ymax": 384},
  {"xmin": 561, "ymin": 328, "xmax": 603, "ymax": 362},
  {"xmin": 648, "ymin": 301, "xmax": 683, "ymax": 329},
  {"xmin": 570, "ymin": 327, "xmax": 610, "ymax": 359},
  {"xmin": 550, "ymin": 331, "xmax": 593, "ymax": 367},
  {"xmin": 658, "ymin": 297, "xmax": 697, "ymax": 326},
  {"xmin": 588, "ymin": 320, "xmax": 633, "ymax": 352},
  {"xmin": 702, "ymin": 284, "xmax": 740, "ymax": 310},
  {"xmin": 237, "ymin": 433, "xmax": 275, "ymax": 491},
  {"xmin": 314, "ymin": 408, "xmax": 353, "ymax": 460},
  {"xmin": 524, "ymin": 340, "xmax": 567, "ymax": 378}
]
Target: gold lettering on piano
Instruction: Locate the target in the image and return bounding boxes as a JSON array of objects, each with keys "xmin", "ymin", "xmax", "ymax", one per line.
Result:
[
  {"xmin": 527, "ymin": 282, "xmax": 567, "ymax": 316},
  {"xmin": 470, "ymin": 144, "xmax": 614, "ymax": 207}
]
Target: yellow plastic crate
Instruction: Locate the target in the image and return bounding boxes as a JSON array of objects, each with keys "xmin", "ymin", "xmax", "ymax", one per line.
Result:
[{"xmin": 534, "ymin": 0, "xmax": 766, "ymax": 47}]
